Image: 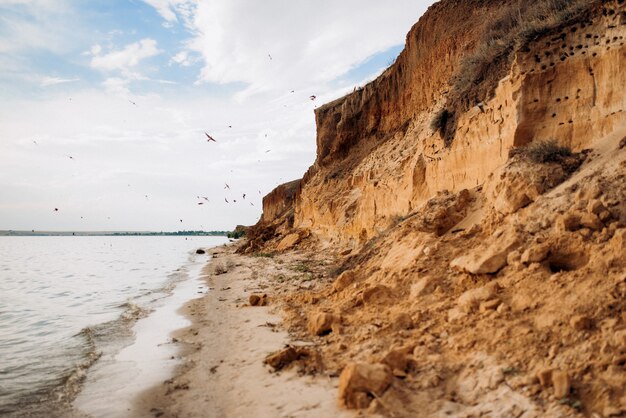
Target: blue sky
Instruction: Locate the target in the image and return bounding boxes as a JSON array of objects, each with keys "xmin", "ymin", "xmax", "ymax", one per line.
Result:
[{"xmin": 0, "ymin": 0, "xmax": 433, "ymax": 231}]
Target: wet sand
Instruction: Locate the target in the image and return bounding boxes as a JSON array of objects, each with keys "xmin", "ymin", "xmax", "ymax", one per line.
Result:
[{"xmin": 136, "ymin": 244, "xmax": 352, "ymax": 418}]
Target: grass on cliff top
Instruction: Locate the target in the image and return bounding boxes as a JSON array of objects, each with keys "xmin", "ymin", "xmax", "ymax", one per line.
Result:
[{"xmin": 436, "ymin": 0, "xmax": 595, "ymax": 145}]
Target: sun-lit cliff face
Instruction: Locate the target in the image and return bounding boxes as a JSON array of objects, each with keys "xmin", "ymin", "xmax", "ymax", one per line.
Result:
[
  {"xmin": 245, "ymin": 1, "xmax": 626, "ymax": 416},
  {"xmin": 290, "ymin": 0, "xmax": 625, "ymax": 246}
]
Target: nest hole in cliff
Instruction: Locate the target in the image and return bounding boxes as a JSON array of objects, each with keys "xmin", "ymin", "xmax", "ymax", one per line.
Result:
[{"xmin": 442, "ymin": 0, "xmax": 595, "ymax": 142}]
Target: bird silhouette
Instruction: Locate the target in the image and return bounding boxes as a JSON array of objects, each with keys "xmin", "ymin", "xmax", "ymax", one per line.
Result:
[
  {"xmin": 205, "ymin": 132, "xmax": 216, "ymax": 142},
  {"xmin": 265, "ymin": 149, "xmax": 271, "ymax": 153},
  {"xmin": 67, "ymin": 155, "xmax": 74, "ymax": 160},
  {"xmin": 198, "ymin": 202, "xmax": 204, "ymax": 205},
  {"xmin": 250, "ymin": 202, "xmax": 254, "ymax": 206},
  {"xmin": 268, "ymin": 53, "xmax": 272, "ymax": 60},
  {"xmin": 224, "ymin": 183, "xmax": 230, "ymax": 190},
  {"xmin": 180, "ymin": 219, "xmax": 183, "ymax": 223},
  {"xmin": 225, "ymin": 198, "xmax": 229, "ymax": 203},
  {"xmin": 202, "ymin": 196, "xmax": 209, "ymax": 201},
  {"xmin": 242, "ymin": 193, "xmax": 246, "ymax": 199},
  {"xmin": 128, "ymin": 100, "xmax": 137, "ymax": 106},
  {"xmin": 309, "ymin": 95, "xmax": 316, "ymax": 101},
  {"xmin": 53, "ymin": 208, "xmax": 59, "ymax": 212},
  {"xmin": 33, "ymin": 140, "xmax": 38, "ymax": 145}
]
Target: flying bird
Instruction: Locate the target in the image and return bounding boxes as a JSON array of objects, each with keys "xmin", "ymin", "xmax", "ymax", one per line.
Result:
[
  {"xmin": 53, "ymin": 208, "xmax": 59, "ymax": 212},
  {"xmin": 198, "ymin": 202, "xmax": 204, "ymax": 205},
  {"xmin": 242, "ymin": 193, "xmax": 246, "ymax": 200},
  {"xmin": 268, "ymin": 53, "xmax": 272, "ymax": 60},
  {"xmin": 225, "ymin": 198, "xmax": 229, "ymax": 203},
  {"xmin": 290, "ymin": 90, "xmax": 294, "ymax": 93},
  {"xmin": 67, "ymin": 155, "xmax": 74, "ymax": 160},
  {"xmin": 228, "ymin": 125, "xmax": 232, "ymax": 128},
  {"xmin": 128, "ymin": 100, "xmax": 137, "ymax": 106},
  {"xmin": 224, "ymin": 183, "xmax": 230, "ymax": 190},
  {"xmin": 265, "ymin": 149, "xmax": 271, "ymax": 153},
  {"xmin": 250, "ymin": 202, "xmax": 254, "ymax": 206},
  {"xmin": 201, "ymin": 196, "xmax": 209, "ymax": 201},
  {"xmin": 309, "ymin": 95, "xmax": 316, "ymax": 101},
  {"xmin": 180, "ymin": 219, "xmax": 183, "ymax": 223},
  {"xmin": 33, "ymin": 140, "xmax": 38, "ymax": 145},
  {"xmin": 205, "ymin": 132, "xmax": 216, "ymax": 142}
]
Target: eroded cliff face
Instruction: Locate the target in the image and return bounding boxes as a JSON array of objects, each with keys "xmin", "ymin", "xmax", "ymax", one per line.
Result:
[
  {"xmin": 292, "ymin": 0, "xmax": 625, "ymax": 246},
  {"xmin": 247, "ymin": 1, "xmax": 626, "ymax": 416}
]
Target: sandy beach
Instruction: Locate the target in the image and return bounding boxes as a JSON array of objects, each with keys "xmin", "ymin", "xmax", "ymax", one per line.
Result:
[{"xmin": 136, "ymin": 244, "xmax": 354, "ymax": 418}]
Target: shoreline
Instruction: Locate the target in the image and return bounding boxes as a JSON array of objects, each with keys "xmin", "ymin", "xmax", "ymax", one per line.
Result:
[{"xmin": 136, "ymin": 244, "xmax": 352, "ymax": 418}]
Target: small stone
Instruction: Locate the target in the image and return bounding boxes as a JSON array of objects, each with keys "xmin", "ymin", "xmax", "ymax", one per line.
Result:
[
  {"xmin": 587, "ymin": 199, "xmax": 606, "ymax": 215},
  {"xmin": 249, "ymin": 294, "xmax": 268, "ymax": 306},
  {"xmin": 381, "ymin": 346, "xmax": 412, "ymax": 372},
  {"xmin": 570, "ymin": 315, "xmax": 592, "ymax": 331},
  {"xmin": 457, "ymin": 284, "xmax": 497, "ymax": 313},
  {"xmin": 264, "ymin": 347, "xmax": 298, "ymax": 371},
  {"xmin": 521, "ymin": 243, "xmax": 550, "ymax": 264},
  {"xmin": 599, "ymin": 210, "xmax": 612, "ymax": 222},
  {"xmin": 338, "ymin": 363, "xmax": 392, "ymax": 409},
  {"xmin": 537, "ymin": 369, "xmax": 554, "ymax": 387},
  {"xmin": 333, "ymin": 270, "xmax": 355, "ymax": 292},
  {"xmin": 557, "ymin": 212, "xmax": 581, "ymax": 231},
  {"xmin": 580, "ymin": 213, "xmax": 603, "ymax": 231},
  {"xmin": 479, "ymin": 299, "xmax": 501, "ymax": 312},
  {"xmin": 307, "ymin": 312, "xmax": 338, "ymax": 336},
  {"xmin": 552, "ymin": 370, "xmax": 570, "ymax": 398},
  {"xmin": 392, "ymin": 312, "xmax": 414, "ymax": 330}
]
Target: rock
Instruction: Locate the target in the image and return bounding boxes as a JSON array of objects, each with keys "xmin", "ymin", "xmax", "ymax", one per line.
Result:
[
  {"xmin": 557, "ymin": 212, "xmax": 581, "ymax": 231},
  {"xmin": 249, "ymin": 294, "xmax": 268, "ymax": 306},
  {"xmin": 552, "ymin": 370, "xmax": 570, "ymax": 398},
  {"xmin": 195, "ymin": 248, "xmax": 206, "ymax": 254},
  {"xmin": 536, "ymin": 368, "xmax": 554, "ymax": 387},
  {"xmin": 457, "ymin": 284, "xmax": 497, "ymax": 313},
  {"xmin": 588, "ymin": 199, "xmax": 607, "ymax": 215},
  {"xmin": 579, "ymin": 213, "xmax": 603, "ymax": 231},
  {"xmin": 307, "ymin": 312, "xmax": 338, "ymax": 336},
  {"xmin": 360, "ymin": 285, "xmax": 393, "ymax": 305},
  {"xmin": 264, "ymin": 346, "xmax": 298, "ymax": 371},
  {"xmin": 479, "ymin": 299, "xmax": 501, "ymax": 312},
  {"xmin": 450, "ymin": 232, "xmax": 519, "ymax": 274},
  {"xmin": 410, "ymin": 277, "xmax": 434, "ymax": 298},
  {"xmin": 381, "ymin": 346, "xmax": 413, "ymax": 372},
  {"xmin": 338, "ymin": 363, "xmax": 392, "ymax": 409},
  {"xmin": 275, "ymin": 232, "xmax": 301, "ymax": 252},
  {"xmin": 333, "ymin": 270, "xmax": 355, "ymax": 292},
  {"xmin": 392, "ymin": 312, "xmax": 413, "ymax": 330},
  {"xmin": 570, "ymin": 315, "xmax": 592, "ymax": 331},
  {"xmin": 521, "ymin": 243, "xmax": 550, "ymax": 264}
]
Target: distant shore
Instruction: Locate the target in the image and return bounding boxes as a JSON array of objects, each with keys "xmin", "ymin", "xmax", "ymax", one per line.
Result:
[{"xmin": 0, "ymin": 230, "xmax": 229, "ymax": 237}]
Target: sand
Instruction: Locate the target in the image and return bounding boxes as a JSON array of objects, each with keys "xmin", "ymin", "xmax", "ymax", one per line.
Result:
[{"xmin": 136, "ymin": 244, "xmax": 354, "ymax": 418}]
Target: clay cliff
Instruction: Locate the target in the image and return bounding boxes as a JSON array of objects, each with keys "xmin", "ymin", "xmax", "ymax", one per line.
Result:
[{"xmin": 242, "ymin": 1, "xmax": 626, "ymax": 416}]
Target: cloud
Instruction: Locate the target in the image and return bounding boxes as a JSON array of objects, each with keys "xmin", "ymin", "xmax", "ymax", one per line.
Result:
[
  {"xmin": 90, "ymin": 39, "xmax": 161, "ymax": 73},
  {"xmin": 40, "ymin": 76, "xmax": 79, "ymax": 87},
  {"xmin": 148, "ymin": 0, "xmax": 431, "ymax": 98}
]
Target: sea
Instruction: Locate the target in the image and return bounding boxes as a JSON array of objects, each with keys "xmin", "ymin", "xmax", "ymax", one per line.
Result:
[{"xmin": 0, "ymin": 235, "xmax": 228, "ymax": 417}]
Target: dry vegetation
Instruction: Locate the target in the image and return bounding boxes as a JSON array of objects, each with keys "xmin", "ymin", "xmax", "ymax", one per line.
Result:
[{"xmin": 435, "ymin": 0, "xmax": 596, "ymax": 145}]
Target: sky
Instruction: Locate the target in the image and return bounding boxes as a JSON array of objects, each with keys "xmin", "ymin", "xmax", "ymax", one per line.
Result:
[{"xmin": 0, "ymin": 0, "xmax": 434, "ymax": 232}]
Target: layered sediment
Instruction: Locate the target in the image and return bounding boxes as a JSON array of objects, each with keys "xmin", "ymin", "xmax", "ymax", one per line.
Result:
[{"xmin": 235, "ymin": 1, "xmax": 626, "ymax": 416}]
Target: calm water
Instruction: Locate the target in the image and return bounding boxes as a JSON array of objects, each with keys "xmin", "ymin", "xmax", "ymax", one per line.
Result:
[{"xmin": 0, "ymin": 236, "xmax": 227, "ymax": 416}]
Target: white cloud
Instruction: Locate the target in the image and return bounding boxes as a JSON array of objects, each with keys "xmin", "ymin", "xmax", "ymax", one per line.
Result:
[
  {"xmin": 40, "ymin": 76, "xmax": 79, "ymax": 87},
  {"xmin": 90, "ymin": 39, "xmax": 161, "ymax": 73},
  {"xmin": 157, "ymin": 0, "xmax": 431, "ymax": 97}
]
